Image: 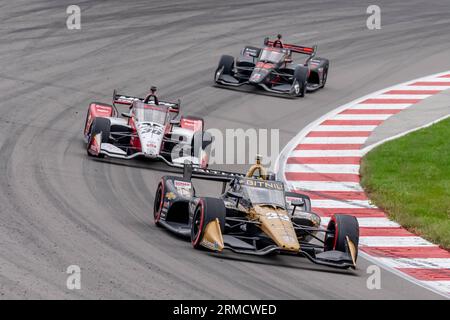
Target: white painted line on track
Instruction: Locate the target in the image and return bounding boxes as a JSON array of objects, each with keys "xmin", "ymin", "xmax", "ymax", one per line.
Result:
[
  {"xmin": 420, "ymin": 281, "xmax": 450, "ymax": 294},
  {"xmin": 289, "ymin": 181, "xmax": 363, "ymax": 192},
  {"xmin": 376, "ymin": 94, "xmax": 432, "ymax": 99},
  {"xmin": 302, "ymin": 137, "xmax": 369, "ymax": 144},
  {"xmin": 377, "ymin": 258, "xmax": 450, "ymax": 269},
  {"xmin": 285, "ymin": 163, "xmax": 360, "ymax": 174},
  {"xmin": 394, "ymin": 85, "xmax": 450, "ymax": 91},
  {"xmin": 332, "ymin": 114, "xmax": 394, "ymax": 120},
  {"xmin": 311, "ymin": 199, "xmax": 375, "ymax": 209},
  {"xmin": 290, "ymin": 150, "xmax": 363, "ymax": 157},
  {"xmin": 320, "ymin": 217, "xmax": 401, "ymax": 228},
  {"xmin": 348, "ymin": 103, "xmax": 412, "ymax": 110},
  {"xmin": 312, "ymin": 125, "xmax": 378, "ymax": 131},
  {"xmin": 359, "ymin": 236, "xmax": 436, "ymax": 247}
]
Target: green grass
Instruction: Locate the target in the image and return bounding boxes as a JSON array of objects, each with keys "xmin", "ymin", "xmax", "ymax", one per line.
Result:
[{"xmin": 360, "ymin": 117, "xmax": 450, "ymax": 249}]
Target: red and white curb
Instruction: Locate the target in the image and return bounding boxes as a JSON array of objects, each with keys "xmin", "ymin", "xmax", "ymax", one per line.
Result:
[{"xmin": 275, "ymin": 71, "xmax": 450, "ymax": 298}]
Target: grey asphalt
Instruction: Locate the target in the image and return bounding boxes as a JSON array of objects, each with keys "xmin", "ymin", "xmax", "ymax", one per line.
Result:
[
  {"xmin": 0, "ymin": 0, "xmax": 449, "ymax": 299},
  {"xmin": 364, "ymin": 89, "xmax": 450, "ymax": 148}
]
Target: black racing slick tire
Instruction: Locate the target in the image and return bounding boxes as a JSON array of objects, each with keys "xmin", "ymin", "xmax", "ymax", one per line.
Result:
[
  {"xmin": 153, "ymin": 182, "xmax": 164, "ymax": 227},
  {"xmin": 324, "ymin": 214, "xmax": 359, "ymax": 259},
  {"xmin": 87, "ymin": 117, "xmax": 110, "ymax": 157},
  {"xmin": 191, "ymin": 197, "xmax": 226, "ymax": 249},
  {"xmin": 321, "ymin": 66, "xmax": 329, "ymax": 88},
  {"xmin": 215, "ymin": 55, "xmax": 234, "ymax": 82},
  {"xmin": 90, "ymin": 117, "xmax": 110, "ymax": 144},
  {"xmin": 292, "ymin": 65, "xmax": 308, "ymax": 97}
]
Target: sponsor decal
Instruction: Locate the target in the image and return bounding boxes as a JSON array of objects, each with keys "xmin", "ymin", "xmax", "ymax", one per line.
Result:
[
  {"xmin": 174, "ymin": 180, "xmax": 192, "ymax": 198},
  {"xmin": 244, "ymin": 47, "xmax": 259, "ymax": 57},
  {"xmin": 285, "ymin": 196, "xmax": 304, "ymax": 205},
  {"xmin": 241, "ymin": 179, "xmax": 284, "ymax": 190},
  {"xmin": 180, "ymin": 118, "xmax": 202, "ymax": 132},
  {"xmin": 94, "ymin": 106, "xmax": 112, "ymax": 114}
]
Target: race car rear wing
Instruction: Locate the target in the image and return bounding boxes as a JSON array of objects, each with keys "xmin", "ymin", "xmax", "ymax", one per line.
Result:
[
  {"xmin": 112, "ymin": 90, "xmax": 181, "ymax": 110},
  {"xmin": 183, "ymin": 162, "xmax": 246, "ymax": 193},
  {"xmin": 183, "ymin": 162, "xmax": 245, "ymax": 182},
  {"xmin": 264, "ymin": 38, "xmax": 317, "ymax": 56}
]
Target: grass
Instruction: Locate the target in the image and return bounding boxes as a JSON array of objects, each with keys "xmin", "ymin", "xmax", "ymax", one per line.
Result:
[{"xmin": 360, "ymin": 117, "xmax": 450, "ymax": 249}]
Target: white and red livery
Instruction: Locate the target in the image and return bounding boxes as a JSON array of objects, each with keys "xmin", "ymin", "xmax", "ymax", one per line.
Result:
[{"xmin": 83, "ymin": 90, "xmax": 212, "ymax": 168}]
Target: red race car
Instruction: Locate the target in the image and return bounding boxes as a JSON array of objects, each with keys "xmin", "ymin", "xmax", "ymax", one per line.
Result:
[
  {"xmin": 83, "ymin": 89, "xmax": 212, "ymax": 168},
  {"xmin": 215, "ymin": 36, "xmax": 329, "ymax": 97}
]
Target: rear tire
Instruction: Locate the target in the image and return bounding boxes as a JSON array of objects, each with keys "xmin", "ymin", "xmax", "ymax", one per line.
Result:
[
  {"xmin": 191, "ymin": 198, "xmax": 226, "ymax": 249},
  {"xmin": 324, "ymin": 214, "xmax": 359, "ymax": 259}
]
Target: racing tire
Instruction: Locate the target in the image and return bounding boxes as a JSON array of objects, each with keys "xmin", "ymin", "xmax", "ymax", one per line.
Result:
[
  {"xmin": 153, "ymin": 182, "xmax": 164, "ymax": 227},
  {"xmin": 215, "ymin": 55, "xmax": 234, "ymax": 82},
  {"xmin": 83, "ymin": 102, "xmax": 113, "ymax": 139},
  {"xmin": 87, "ymin": 117, "xmax": 110, "ymax": 158},
  {"xmin": 324, "ymin": 214, "xmax": 359, "ymax": 259},
  {"xmin": 292, "ymin": 65, "xmax": 308, "ymax": 97},
  {"xmin": 191, "ymin": 197, "xmax": 226, "ymax": 249},
  {"xmin": 321, "ymin": 67, "xmax": 328, "ymax": 88}
]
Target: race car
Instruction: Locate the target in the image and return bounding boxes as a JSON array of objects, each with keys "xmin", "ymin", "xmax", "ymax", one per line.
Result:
[
  {"xmin": 83, "ymin": 89, "xmax": 213, "ymax": 168},
  {"xmin": 153, "ymin": 156, "xmax": 359, "ymax": 269},
  {"xmin": 214, "ymin": 37, "xmax": 329, "ymax": 97}
]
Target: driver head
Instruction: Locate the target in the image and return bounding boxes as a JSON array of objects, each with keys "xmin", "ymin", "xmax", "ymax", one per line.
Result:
[
  {"xmin": 150, "ymin": 86, "xmax": 157, "ymax": 94},
  {"xmin": 277, "ymin": 34, "xmax": 282, "ymax": 40},
  {"xmin": 255, "ymin": 154, "xmax": 263, "ymax": 165}
]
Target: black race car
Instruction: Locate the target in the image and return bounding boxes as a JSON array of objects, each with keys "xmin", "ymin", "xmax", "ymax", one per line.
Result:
[
  {"xmin": 153, "ymin": 158, "xmax": 359, "ymax": 269},
  {"xmin": 214, "ymin": 37, "xmax": 329, "ymax": 97}
]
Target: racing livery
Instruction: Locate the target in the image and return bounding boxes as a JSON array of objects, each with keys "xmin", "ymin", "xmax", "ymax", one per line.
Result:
[
  {"xmin": 153, "ymin": 157, "xmax": 359, "ymax": 269},
  {"xmin": 83, "ymin": 90, "xmax": 213, "ymax": 168},
  {"xmin": 214, "ymin": 37, "xmax": 329, "ymax": 97}
]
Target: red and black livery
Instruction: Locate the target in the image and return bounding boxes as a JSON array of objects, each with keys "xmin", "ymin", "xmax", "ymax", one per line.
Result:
[{"xmin": 214, "ymin": 37, "xmax": 329, "ymax": 97}]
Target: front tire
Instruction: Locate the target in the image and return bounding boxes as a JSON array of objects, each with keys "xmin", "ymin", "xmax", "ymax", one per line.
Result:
[
  {"xmin": 215, "ymin": 55, "xmax": 234, "ymax": 82},
  {"xmin": 324, "ymin": 214, "xmax": 359, "ymax": 259},
  {"xmin": 292, "ymin": 65, "xmax": 308, "ymax": 97},
  {"xmin": 191, "ymin": 198, "xmax": 226, "ymax": 249},
  {"xmin": 321, "ymin": 67, "xmax": 328, "ymax": 88},
  {"xmin": 153, "ymin": 182, "xmax": 164, "ymax": 226},
  {"xmin": 87, "ymin": 117, "xmax": 110, "ymax": 158}
]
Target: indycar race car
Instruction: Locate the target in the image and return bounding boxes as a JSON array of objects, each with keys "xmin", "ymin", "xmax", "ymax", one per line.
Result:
[
  {"xmin": 214, "ymin": 37, "xmax": 329, "ymax": 97},
  {"xmin": 153, "ymin": 156, "xmax": 359, "ymax": 269},
  {"xmin": 83, "ymin": 89, "xmax": 212, "ymax": 168}
]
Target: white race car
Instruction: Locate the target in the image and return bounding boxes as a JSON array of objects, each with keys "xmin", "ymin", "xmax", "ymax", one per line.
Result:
[{"xmin": 83, "ymin": 90, "xmax": 212, "ymax": 168}]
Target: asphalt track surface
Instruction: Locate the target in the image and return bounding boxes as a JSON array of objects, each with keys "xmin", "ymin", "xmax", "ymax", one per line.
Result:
[{"xmin": 0, "ymin": 0, "xmax": 449, "ymax": 299}]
